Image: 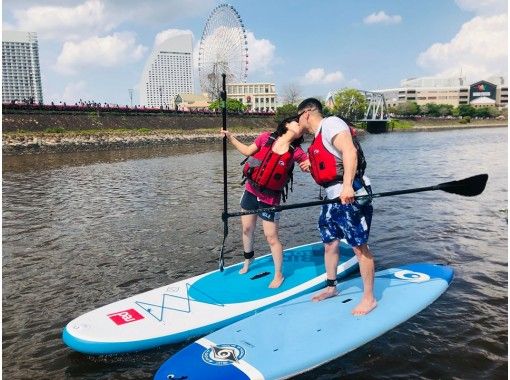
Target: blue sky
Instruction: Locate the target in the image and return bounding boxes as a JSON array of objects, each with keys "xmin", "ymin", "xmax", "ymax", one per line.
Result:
[{"xmin": 2, "ymin": 0, "xmax": 508, "ymax": 105}]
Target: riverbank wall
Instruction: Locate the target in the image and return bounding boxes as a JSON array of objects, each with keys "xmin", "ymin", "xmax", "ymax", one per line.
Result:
[
  {"xmin": 2, "ymin": 109, "xmax": 507, "ymax": 155},
  {"xmin": 2, "ymin": 109, "xmax": 275, "ymax": 133}
]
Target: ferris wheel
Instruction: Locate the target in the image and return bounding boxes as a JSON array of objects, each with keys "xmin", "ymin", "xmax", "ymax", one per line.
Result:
[{"xmin": 198, "ymin": 4, "xmax": 248, "ymax": 99}]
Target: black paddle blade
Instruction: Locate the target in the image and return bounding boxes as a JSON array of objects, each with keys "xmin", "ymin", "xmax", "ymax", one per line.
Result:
[{"xmin": 438, "ymin": 174, "xmax": 488, "ymax": 196}]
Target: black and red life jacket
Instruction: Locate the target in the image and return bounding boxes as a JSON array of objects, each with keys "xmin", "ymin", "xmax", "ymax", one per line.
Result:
[
  {"xmin": 308, "ymin": 125, "xmax": 366, "ymax": 187},
  {"xmin": 242, "ymin": 132, "xmax": 298, "ymax": 201}
]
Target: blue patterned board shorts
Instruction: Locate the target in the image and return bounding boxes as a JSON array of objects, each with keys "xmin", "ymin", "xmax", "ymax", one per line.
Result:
[{"xmin": 318, "ymin": 200, "xmax": 373, "ymax": 247}]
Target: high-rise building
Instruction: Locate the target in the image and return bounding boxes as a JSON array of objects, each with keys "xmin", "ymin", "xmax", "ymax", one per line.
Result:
[
  {"xmin": 2, "ymin": 30, "xmax": 43, "ymax": 104},
  {"xmin": 139, "ymin": 33, "xmax": 193, "ymax": 109}
]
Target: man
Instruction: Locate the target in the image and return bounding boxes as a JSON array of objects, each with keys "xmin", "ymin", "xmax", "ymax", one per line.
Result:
[{"xmin": 296, "ymin": 98, "xmax": 376, "ymax": 315}]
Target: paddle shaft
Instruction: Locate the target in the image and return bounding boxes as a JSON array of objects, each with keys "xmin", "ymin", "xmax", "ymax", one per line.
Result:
[
  {"xmin": 219, "ymin": 74, "xmax": 228, "ymax": 271},
  {"xmin": 224, "ymin": 184, "xmax": 444, "ymax": 218}
]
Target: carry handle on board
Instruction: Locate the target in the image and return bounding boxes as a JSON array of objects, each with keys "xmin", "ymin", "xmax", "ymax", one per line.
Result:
[{"xmin": 222, "ymin": 174, "xmax": 489, "ymax": 218}]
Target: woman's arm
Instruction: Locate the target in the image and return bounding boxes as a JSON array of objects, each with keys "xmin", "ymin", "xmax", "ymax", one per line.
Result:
[{"xmin": 221, "ymin": 130, "xmax": 259, "ymax": 156}]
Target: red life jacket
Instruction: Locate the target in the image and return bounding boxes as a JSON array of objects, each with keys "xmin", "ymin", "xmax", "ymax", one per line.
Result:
[
  {"xmin": 308, "ymin": 126, "xmax": 366, "ymax": 187},
  {"xmin": 243, "ymin": 132, "xmax": 297, "ymax": 197}
]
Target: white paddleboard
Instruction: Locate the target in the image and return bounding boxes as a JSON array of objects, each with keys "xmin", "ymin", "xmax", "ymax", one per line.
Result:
[
  {"xmin": 63, "ymin": 241, "xmax": 358, "ymax": 354},
  {"xmin": 154, "ymin": 262, "xmax": 453, "ymax": 379}
]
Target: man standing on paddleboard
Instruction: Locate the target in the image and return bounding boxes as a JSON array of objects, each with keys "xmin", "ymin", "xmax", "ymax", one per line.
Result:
[{"xmin": 297, "ymin": 98, "xmax": 377, "ymax": 315}]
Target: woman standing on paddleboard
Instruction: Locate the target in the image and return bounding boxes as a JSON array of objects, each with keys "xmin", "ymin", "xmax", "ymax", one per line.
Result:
[{"xmin": 221, "ymin": 118, "xmax": 310, "ymax": 288}]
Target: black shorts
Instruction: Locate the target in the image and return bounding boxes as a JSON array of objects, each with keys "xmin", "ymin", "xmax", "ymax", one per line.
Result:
[{"xmin": 240, "ymin": 190, "xmax": 280, "ymax": 222}]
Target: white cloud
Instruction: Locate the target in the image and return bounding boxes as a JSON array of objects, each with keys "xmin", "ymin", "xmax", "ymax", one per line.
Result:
[
  {"xmin": 62, "ymin": 80, "xmax": 89, "ymax": 103},
  {"xmin": 5, "ymin": 0, "xmax": 214, "ymax": 40},
  {"xmin": 417, "ymin": 14, "xmax": 507, "ymax": 81},
  {"xmin": 155, "ymin": 29, "xmax": 194, "ymax": 47},
  {"xmin": 246, "ymin": 32, "xmax": 276, "ymax": 75},
  {"xmin": 454, "ymin": 0, "xmax": 507, "ymax": 16},
  {"xmin": 56, "ymin": 32, "xmax": 147, "ymax": 75},
  {"xmin": 303, "ymin": 68, "xmax": 344, "ymax": 84},
  {"xmin": 11, "ymin": 0, "xmax": 114, "ymax": 40},
  {"xmin": 363, "ymin": 11, "xmax": 402, "ymax": 25}
]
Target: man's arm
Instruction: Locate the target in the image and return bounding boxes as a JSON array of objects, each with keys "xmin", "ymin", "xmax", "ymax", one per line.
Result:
[{"xmin": 332, "ymin": 130, "xmax": 358, "ymax": 204}]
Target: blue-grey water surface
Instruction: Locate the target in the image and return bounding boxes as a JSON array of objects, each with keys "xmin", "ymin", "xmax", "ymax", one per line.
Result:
[{"xmin": 2, "ymin": 127, "xmax": 507, "ymax": 379}]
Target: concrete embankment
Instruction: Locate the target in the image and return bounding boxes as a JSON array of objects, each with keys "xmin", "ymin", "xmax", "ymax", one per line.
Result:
[
  {"xmin": 2, "ymin": 110, "xmax": 274, "ymax": 155},
  {"xmin": 2, "ymin": 110, "xmax": 507, "ymax": 155},
  {"xmin": 2, "ymin": 132, "xmax": 262, "ymax": 155}
]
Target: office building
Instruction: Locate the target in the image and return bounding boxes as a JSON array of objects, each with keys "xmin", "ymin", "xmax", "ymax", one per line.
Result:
[
  {"xmin": 226, "ymin": 82, "xmax": 276, "ymax": 112},
  {"xmin": 2, "ymin": 30, "xmax": 43, "ymax": 104},
  {"xmin": 139, "ymin": 33, "xmax": 193, "ymax": 109},
  {"xmin": 373, "ymin": 76, "xmax": 507, "ymax": 109}
]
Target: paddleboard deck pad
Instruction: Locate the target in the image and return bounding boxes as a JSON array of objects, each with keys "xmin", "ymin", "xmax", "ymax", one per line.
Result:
[
  {"xmin": 154, "ymin": 262, "xmax": 453, "ymax": 380},
  {"xmin": 63, "ymin": 241, "xmax": 358, "ymax": 354}
]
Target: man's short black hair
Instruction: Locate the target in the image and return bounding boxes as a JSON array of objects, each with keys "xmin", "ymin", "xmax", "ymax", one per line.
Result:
[{"xmin": 297, "ymin": 98, "xmax": 323, "ymax": 113}]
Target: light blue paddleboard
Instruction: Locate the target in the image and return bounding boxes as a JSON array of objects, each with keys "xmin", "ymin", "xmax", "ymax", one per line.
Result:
[
  {"xmin": 63, "ymin": 241, "xmax": 358, "ymax": 354},
  {"xmin": 154, "ymin": 262, "xmax": 453, "ymax": 380}
]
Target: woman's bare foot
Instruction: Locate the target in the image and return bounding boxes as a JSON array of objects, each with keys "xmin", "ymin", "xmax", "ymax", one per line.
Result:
[
  {"xmin": 239, "ymin": 258, "xmax": 254, "ymax": 274},
  {"xmin": 312, "ymin": 287, "xmax": 338, "ymax": 302},
  {"xmin": 268, "ymin": 273, "xmax": 284, "ymax": 288},
  {"xmin": 352, "ymin": 297, "xmax": 377, "ymax": 316}
]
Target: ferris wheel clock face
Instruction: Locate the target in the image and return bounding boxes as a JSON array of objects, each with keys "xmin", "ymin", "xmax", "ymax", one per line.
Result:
[{"xmin": 198, "ymin": 4, "xmax": 248, "ymax": 98}]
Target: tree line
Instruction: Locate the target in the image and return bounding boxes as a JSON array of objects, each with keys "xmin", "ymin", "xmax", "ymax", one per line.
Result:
[
  {"xmin": 207, "ymin": 87, "xmax": 506, "ymax": 122},
  {"xmin": 274, "ymin": 87, "xmax": 505, "ymax": 123}
]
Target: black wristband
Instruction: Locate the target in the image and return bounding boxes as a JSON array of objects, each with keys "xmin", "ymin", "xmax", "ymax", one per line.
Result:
[{"xmin": 326, "ymin": 278, "xmax": 338, "ymax": 287}]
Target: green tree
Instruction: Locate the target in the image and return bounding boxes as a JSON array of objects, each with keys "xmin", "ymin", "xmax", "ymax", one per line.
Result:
[
  {"xmin": 438, "ymin": 104, "xmax": 454, "ymax": 117},
  {"xmin": 474, "ymin": 107, "xmax": 491, "ymax": 118},
  {"xmin": 396, "ymin": 101, "xmax": 419, "ymax": 116},
  {"xmin": 209, "ymin": 98, "xmax": 247, "ymax": 112},
  {"xmin": 426, "ymin": 103, "xmax": 441, "ymax": 117},
  {"xmin": 457, "ymin": 104, "xmax": 476, "ymax": 117},
  {"xmin": 332, "ymin": 88, "xmax": 367, "ymax": 121},
  {"xmin": 488, "ymin": 107, "xmax": 501, "ymax": 117},
  {"xmin": 322, "ymin": 105, "xmax": 334, "ymax": 117},
  {"xmin": 275, "ymin": 104, "xmax": 298, "ymax": 123},
  {"xmin": 419, "ymin": 104, "xmax": 430, "ymax": 116}
]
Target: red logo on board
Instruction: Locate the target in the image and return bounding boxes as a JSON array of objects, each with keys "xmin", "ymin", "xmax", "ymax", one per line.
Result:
[{"xmin": 108, "ymin": 309, "xmax": 144, "ymax": 325}]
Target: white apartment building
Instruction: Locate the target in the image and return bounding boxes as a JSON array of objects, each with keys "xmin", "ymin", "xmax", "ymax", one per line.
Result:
[
  {"xmin": 139, "ymin": 33, "xmax": 193, "ymax": 109},
  {"xmin": 2, "ymin": 30, "xmax": 43, "ymax": 104},
  {"xmin": 226, "ymin": 82, "xmax": 276, "ymax": 112}
]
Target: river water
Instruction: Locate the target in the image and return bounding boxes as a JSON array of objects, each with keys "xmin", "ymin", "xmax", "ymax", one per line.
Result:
[{"xmin": 2, "ymin": 127, "xmax": 507, "ymax": 379}]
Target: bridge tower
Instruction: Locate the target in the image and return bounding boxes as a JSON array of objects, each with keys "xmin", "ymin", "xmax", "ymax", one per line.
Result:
[{"xmin": 360, "ymin": 91, "xmax": 390, "ymax": 133}]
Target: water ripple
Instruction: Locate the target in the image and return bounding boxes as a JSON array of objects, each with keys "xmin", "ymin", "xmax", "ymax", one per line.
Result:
[{"xmin": 2, "ymin": 128, "xmax": 507, "ymax": 379}]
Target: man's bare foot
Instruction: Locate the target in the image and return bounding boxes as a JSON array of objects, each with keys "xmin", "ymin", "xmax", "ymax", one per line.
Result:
[
  {"xmin": 352, "ymin": 298, "xmax": 377, "ymax": 316},
  {"xmin": 268, "ymin": 274, "xmax": 284, "ymax": 288},
  {"xmin": 312, "ymin": 287, "xmax": 338, "ymax": 302},
  {"xmin": 239, "ymin": 258, "xmax": 254, "ymax": 274}
]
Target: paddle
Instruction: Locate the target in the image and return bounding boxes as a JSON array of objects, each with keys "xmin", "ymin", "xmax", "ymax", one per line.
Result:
[
  {"xmin": 224, "ymin": 174, "xmax": 488, "ymax": 218},
  {"xmin": 219, "ymin": 74, "xmax": 228, "ymax": 272}
]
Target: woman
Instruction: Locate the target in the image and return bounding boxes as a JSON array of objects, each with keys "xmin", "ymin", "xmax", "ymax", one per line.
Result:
[{"xmin": 221, "ymin": 118, "xmax": 310, "ymax": 288}]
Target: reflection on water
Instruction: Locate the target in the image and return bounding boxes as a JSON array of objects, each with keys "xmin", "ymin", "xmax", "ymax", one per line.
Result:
[{"xmin": 3, "ymin": 128, "xmax": 508, "ymax": 379}]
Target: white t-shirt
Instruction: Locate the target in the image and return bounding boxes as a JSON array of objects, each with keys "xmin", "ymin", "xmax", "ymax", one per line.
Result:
[{"xmin": 316, "ymin": 116, "xmax": 370, "ymax": 199}]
